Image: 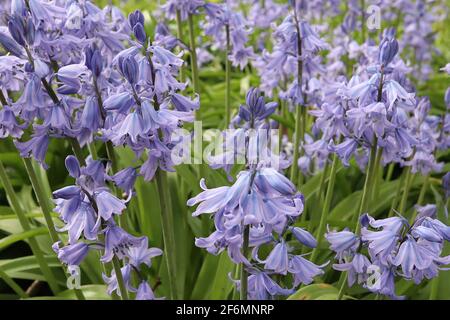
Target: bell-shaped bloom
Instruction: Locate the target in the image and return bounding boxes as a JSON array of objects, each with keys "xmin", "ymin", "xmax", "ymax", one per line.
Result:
[
  {"xmin": 101, "ymin": 222, "xmax": 143, "ymax": 262},
  {"xmin": 94, "ymin": 190, "xmax": 126, "ymax": 220},
  {"xmin": 246, "ymin": 270, "xmax": 294, "ymax": 300},
  {"xmin": 127, "ymin": 237, "xmax": 163, "ymax": 268},
  {"xmin": 15, "ymin": 132, "xmax": 49, "ymax": 168},
  {"xmin": 111, "ymin": 167, "xmax": 138, "ymax": 193},
  {"xmin": 261, "ymin": 240, "xmax": 289, "ymax": 275},
  {"xmin": 136, "ymin": 281, "xmax": 158, "ymax": 300},
  {"xmin": 53, "ymin": 241, "xmax": 90, "ymax": 266},
  {"xmin": 58, "ymin": 201, "xmax": 99, "ymax": 244},
  {"xmin": 325, "ymin": 228, "xmax": 360, "ymax": 260},
  {"xmin": 333, "ymin": 253, "xmax": 371, "ymax": 286},
  {"xmin": 103, "ymin": 264, "xmax": 135, "ymax": 297},
  {"xmin": 288, "ymin": 255, "xmax": 327, "ymax": 286},
  {"xmin": 393, "ymin": 235, "xmax": 434, "ymax": 279}
]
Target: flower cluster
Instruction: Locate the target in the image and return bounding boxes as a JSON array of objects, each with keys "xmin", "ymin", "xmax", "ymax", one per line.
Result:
[
  {"xmin": 52, "ymin": 156, "xmax": 162, "ymax": 299},
  {"xmin": 188, "ymin": 89, "xmax": 325, "ymax": 299},
  {"xmin": 326, "ymin": 208, "xmax": 450, "ymax": 299},
  {"xmin": 202, "ymin": 2, "xmax": 255, "ymax": 70}
]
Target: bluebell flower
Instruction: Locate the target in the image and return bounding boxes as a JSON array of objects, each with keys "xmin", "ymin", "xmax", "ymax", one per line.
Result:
[
  {"xmin": 290, "ymin": 226, "xmax": 317, "ymax": 248},
  {"xmin": 379, "ymin": 29, "xmax": 399, "ymax": 66},
  {"xmin": 101, "ymin": 222, "xmax": 144, "ymax": 262},
  {"xmin": 288, "ymin": 255, "xmax": 327, "ymax": 286},
  {"xmin": 333, "ymin": 253, "xmax": 371, "ymax": 287},
  {"xmin": 111, "ymin": 167, "xmax": 138, "ymax": 194},
  {"xmin": 94, "ymin": 190, "xmax": 127, "ymax": 221},
  {"xmin": 103, "ymin": 264, "xmax": 136, "ymax": 297},
  {"xmin": 127, "ymin": 237, "xmax": 163, "ymax": 268},
  {"xmin": 260, "ymin": 240, "xmax": 289, "ymax": 275},
  {"xmin": 162, "ymin": 0, "xmax": 205, "ymax": 21},
  {"xmin": 245, "ymin": 270, "xmax": 294, "ymax": 300},
  {"xmin": 0, "ymin": 105, "xmax": 25, "ymax": 138},
  {"xmin": 325, "ymin": 228, "xmax": 360, "ymax": 260},
  {"xmin": 15, "ymin": 130, "xmax": 49, "ymax": 168},
  {"xmin": 361, "ymin": 215, "xmax": 406, "ymax": 264},
  {"xmin": 52, "ymin": 241, "xmax": 90, "ymax": 266},
  {"xmin": 0, "ymin": 28, "xmax": 25, "ymax": 57},
  {"xmin": 393, "ymin": 235, "xmax": 434, "ymax": 279},
  {"xmin": 136, "ymin": 281, "xmax": 158, "ymax": 300}
]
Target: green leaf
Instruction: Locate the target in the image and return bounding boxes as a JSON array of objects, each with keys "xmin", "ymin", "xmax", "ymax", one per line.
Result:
[
  {"xmin": 0, "ymin": 227, "xmax": 48, "ymax": 251},
  {"xmin": 57, "ymin": 285, "xmax": 110, "ymax": 300},
  {"xmin": 207, "ymin": 252, "xmax": 235, "ymax": 299},
  {"xmin": 288, "ymin": 283, "xmax": 339, "ymax": 300}
]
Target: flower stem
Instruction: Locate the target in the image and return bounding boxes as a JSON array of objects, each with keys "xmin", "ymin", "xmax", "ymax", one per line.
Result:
[
  {"xmin": 176, "ymin": 10, "xmax": 185, "ymax": 82},
  {"xmin": 225, "ymin": 24, "xmax": 231, "ymax": 125},
  {"xmin": 112, "ymin": 256, "xmax": 129, "ymax": 300},
  {"xmin": 155, "ymin": 170, "xmax": 178, "ymax": 299},
  {"xmin": 290, "ymin": 8, "xmax": 304, "ymax": 186},
  {"xmin": 429, "ymin": 277, "xmax": 439, "ymax": 300},
  {"xmin": 240, "ymin": 225, "xmax": 250, "ymax": 300},
  {"xmin": 310, "ymin": 154, "xmax": 339, "ymax": 263},
  {"xmin": 385, "ymin": 162, "xmax": 395, "ymax": 181},
  {"xmin": 69, "ymin": 138, "xmax": 85, "ymax": 166},
  {"xmin": 337, "ymin": 141, "xmax": 378, "ymax": 300},
  {"xmin": 290, "ymin": 106, "xmax": 303, "ymax": 185},
  {"xmin": 0, "ymin": 160, "xmax": 60, "ymax": 295},
  {"xmin": 188, "ymin": 13, "xmax": 200, "ymax": 94},
  {"xmin": 22, "ymin": 158, "xmax": 59, "ymax": 243},
  {"xmin": 388, "ymin": 168, "xmax": 407, "ymax": 217},
  {"xmin": 397, "ymin": 167, "xmax": 413, "ymax": 215},
  {"xmin": 370, "ymin": 147, "xmax": 383, "ymax": 205},
  {"xmin": 410, "ymin": 174, "xmax": 429, "ymax": 224}
]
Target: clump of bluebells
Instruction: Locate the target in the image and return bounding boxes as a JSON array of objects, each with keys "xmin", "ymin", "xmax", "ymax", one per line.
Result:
[
  {"xmin": 326, "ymin": 207, "xmax": 450, "ymax": 299},
  {"xmin": 202, "ymin": 2, "xmax": 255, "ymax": 70},
  {"xmin": 0, "ymin": 0, "xmax": 448, "ymax": 302},
  {"xmin": 0, "ymin": 0, "xmax": 195, "ymax": 299},
  {"xmin": 188, "ymin": 89, "xmax": 326, "ymax": 299},
  {"xmin": 53, "ymin": 156, "xmax": 162, "ymax": 299}
]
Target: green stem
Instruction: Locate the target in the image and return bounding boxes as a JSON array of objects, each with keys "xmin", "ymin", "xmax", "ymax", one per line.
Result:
[
  {"xmin": 0, "ymin": 160, "xmax": 60, "ymax": 295},
  {"xmin": 388, "ymin": 168, "xmax": 407, "ymax": 216},
  {"xmin": 232, "ymin": 263, "xmax": 241, "ymax": 300},
  {"xmin": 155, "ymin": 170, "xmax": 178, "ymax": 299},
  {"xmin": 397, "ymin": 167, "xmax": 413, "ymax": 215},
  {"xmin": 310, "ymin": 154, "xmax": 339, "ymax": 263},
  {"xmin": 175, "ymin": 10, "xmax": 185, "ymax": 82},
  {"xmin": 290, "ymin": 105, "xmax": 302, "ymax": 184},
  {"xmin": 0, "ymin": 267, "xmax": 28, "ymax": 298},
  {"xmin": 87, "ymin": 142, "xmax": 98, "ymax": 160},
  {"xmin": 337, "ymin": 142, "xmax": 378, "ymax": 300},
  {"xmin": 416, "ymin": 174, "xmax": 429, "ymax": 206},
  {"xmin": 225, "ymin": 24, "xmax": 231, "ymax": 125},
  {"xmin": 370, "ymin": 147, "xmax": 383, "ymax": 205},
  {"xmin": 385, "ymin": 162, "xmax": 395, "ymax": 181},
  {"xmin": 410, "ymin": 174, "xmax": 429, "ymax": 223},
  {"xmin": 112, "ymin": 256, "xmax": 129, "ymax": 300},
  {"xmin": 188, "ymin": 14, "xmax": 200, "ymax": 93},
  {"xmin": 429, "ymin": 277, "xmax": 439, "ymax": 300},
  {"xmin": 22, "ymin": 158, "xmax": 59, "ymax": 243},
  {"xmin": 240, "ymin": 226, "xmax": 249, "ymax": 300},
  {"xmin": 69, "ymin": 138, "xmax": 85, "ymax": 166},
  {"xmin": 360, "ymin": 0, "xmax": 366, "ymax": 43},
  {"xmin": 290, "ymin": 8, "xmax": 304, "ymax": 186}
]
